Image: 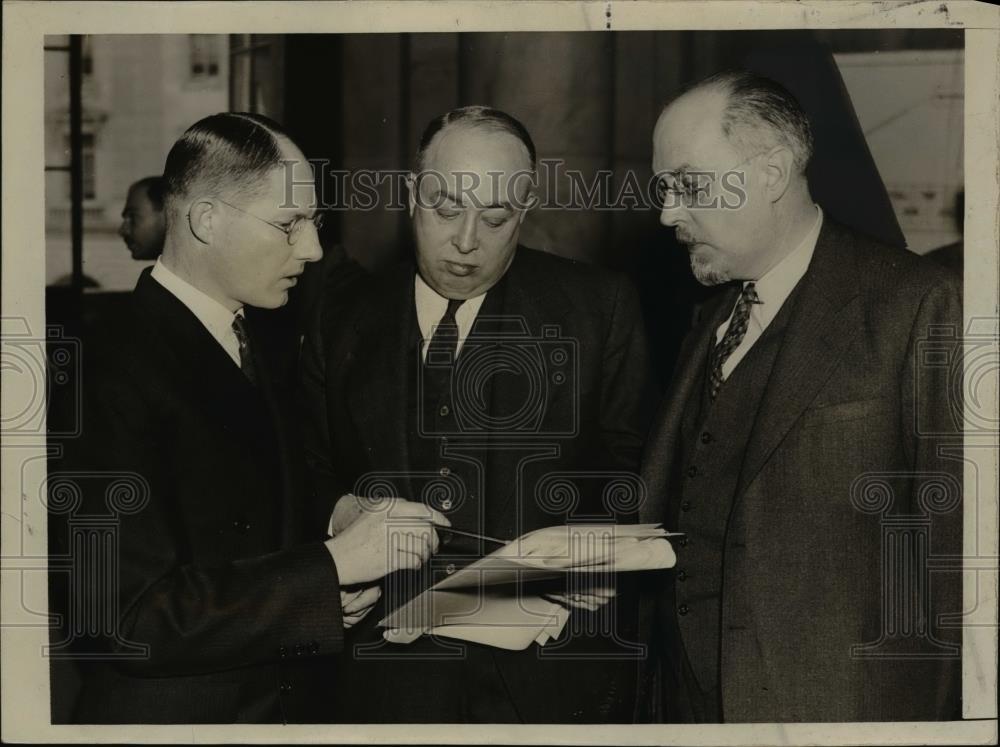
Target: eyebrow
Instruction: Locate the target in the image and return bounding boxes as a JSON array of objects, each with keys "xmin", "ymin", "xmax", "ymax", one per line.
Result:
[{"xmin": 434, "ymin": 190, "xmax": 515, "ymax": 211}]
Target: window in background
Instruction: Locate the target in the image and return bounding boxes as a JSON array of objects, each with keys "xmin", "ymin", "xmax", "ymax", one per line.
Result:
[
  {"xmin": 835, "ymin": 49, "xmax": 964, "ymax": 254},
  {"xmin": 44, "ymin": 35, "xmax": 230, "ymax": 291},
  {"xmin": 189, "ymin": 34, "xmax": 221, "ymax": 79},
  {"xmin": 229, "ymin": 34, "xmax": 285, "ymax": 120}
]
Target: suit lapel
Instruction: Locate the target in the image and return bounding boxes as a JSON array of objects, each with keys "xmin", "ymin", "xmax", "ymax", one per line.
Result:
[
  {"xmin": 737, "ymin": 219, "xmax": 863, "ymax": 496},
  {"xmin": 347, "ymin": 266, "xmax": 415, "ymax": 487},
  {"xmin": 640, "ymin": 284, "xmax": 738, "ymax": 523},
  {"xmin": 135, "ymin": 271, "xmax": 260, "ymax": 427},
  {"xmin": 479, "ymin": 250, "xmax": 574, "ymax": 535}
]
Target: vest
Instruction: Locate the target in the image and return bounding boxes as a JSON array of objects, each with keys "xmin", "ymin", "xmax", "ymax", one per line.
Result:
[
  {"xmin": 329, "ymin": 278, "xmax": 520, "ymax": 723},
  {"xmin": 666, "ymin": 279, "xmax": 805, "ymax": 713}
]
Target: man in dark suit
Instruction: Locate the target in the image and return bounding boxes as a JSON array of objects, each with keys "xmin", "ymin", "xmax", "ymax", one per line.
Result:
[
  {"xmin": 638, "ymin": 71, "xmax": 963, "ymax": 723},
  {"xmin": 301, "ymin": 106, "xmax": 653, "ymax": 722},
  {"xmin": 60, "ymin": 113, "xmax": 446, "ymax": 723}
]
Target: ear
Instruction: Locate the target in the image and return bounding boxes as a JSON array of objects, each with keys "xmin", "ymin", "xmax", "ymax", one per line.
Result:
[
  {"xmin": 187, "ymin": 199, "xmax": 216, "ymax": 245},
  {"xmin": 517, "ymin": 192, "xmax": 538, "ymax": 225},
  {"xmin": 406, "ymin": 172, "xmax": 417, "ymax": 218},
  {"xmin": 762, "ymin": 146, "xmax": 796, "ymax": 203}
]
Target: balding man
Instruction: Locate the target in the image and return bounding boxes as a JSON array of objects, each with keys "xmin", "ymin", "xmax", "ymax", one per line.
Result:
[
  {"xmin": 64, "ymin": 113, "xmax": 446, "ymax": 723},
  {"xmin": 301, "ymin": 106, "xmax": 653, "ymax": 723},
  {"xmin": 638, "ymin": 71, "xmax": 963, "ymax": 722}
]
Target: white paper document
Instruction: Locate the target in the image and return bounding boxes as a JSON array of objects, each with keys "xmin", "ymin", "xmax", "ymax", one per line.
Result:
[{"xmin": 379, "ymin": 523, "xmax": 679, "ymax": 650}]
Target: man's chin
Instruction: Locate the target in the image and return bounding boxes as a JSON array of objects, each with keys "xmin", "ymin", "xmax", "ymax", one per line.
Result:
[{"xmin": 689, "ymin": 256, "xmax": 730, "ymax": 287}]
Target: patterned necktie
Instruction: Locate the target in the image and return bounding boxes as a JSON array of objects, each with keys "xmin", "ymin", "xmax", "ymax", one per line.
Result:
[
  {"xmin": 425, "ymin": 298, "xmax": 465, "ymax": 364},
  {"xmin": 231, "ymin": 313, "xmax": 257, "ymax": 385},
  {"xmin": 708, "ymin": 281, "xmax": 760, "ymax": 400}
]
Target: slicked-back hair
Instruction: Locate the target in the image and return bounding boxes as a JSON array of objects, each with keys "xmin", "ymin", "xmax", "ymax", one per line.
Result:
[
  {"xmin": 688, "ymin": 70, "xmax": 814, "ymax": 173},
  {"xmin": 131, "ymin": 176, "xmax": 166, "ymax": 211},
  {"xmin": 414, "ymin": 105, "xmax": 537, "ymax": 173},
  {"xmin": 161, "ymin": 112, "xmax": 292, "ymax": 218}
]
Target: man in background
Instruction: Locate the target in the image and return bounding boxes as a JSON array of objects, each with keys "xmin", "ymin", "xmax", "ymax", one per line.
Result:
[
  {"xmin": 118, "ymin": 175, "xmax": 167, "ymax": 260},
  {"xmin": 639, "ymin": 70, "xmax": 963, "ymax": 722}
]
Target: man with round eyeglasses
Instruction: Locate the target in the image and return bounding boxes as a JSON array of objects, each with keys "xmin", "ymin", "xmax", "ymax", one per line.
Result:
[
  {"xmin": 638, "ymin": 70, "xmax": 963, "ymax": 723},
  {"xmin": 60, "ymin": 112, "xmax": 447, "ymax": 724}
]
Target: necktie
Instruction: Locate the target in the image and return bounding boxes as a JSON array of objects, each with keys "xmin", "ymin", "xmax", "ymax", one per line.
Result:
[
  {"xmin": 708, "ymin": 281, "xmax": 759, "ymax": 400},
  {"xmin": 231, "ymin": 313, "xmax": 257, "ymax": 385},
  {"xmin": 425, "ymin": 298, "xmax": 465, "ymax": 364}
]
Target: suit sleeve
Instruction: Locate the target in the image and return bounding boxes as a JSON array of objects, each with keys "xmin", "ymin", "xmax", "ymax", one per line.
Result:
[
  {"xmin": 899, "ymin": 270, "xmax": 964, "ymax": 718},
  {"xmin": 299, "ymin": 264, "xmax": 362, "ymax": 524},
  {"xmin": 72, "ymin": 364, "xmax": 345, "ymax": 678},
  {"xmin": 599, "ymin": 273, "xmax": 656, "ymax": 476}
]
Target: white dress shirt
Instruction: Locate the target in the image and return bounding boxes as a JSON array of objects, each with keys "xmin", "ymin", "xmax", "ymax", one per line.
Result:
[
  {"xmin": 151, "ymin": 259, "xmax": 244, "ymax": 368},
  {"xmin": 715, "ymin": 206, "xmax": 823, "ymax": 380},
  {"xmin": 414, "ymin": 273, "xmax": 488, "ymax": 362}
]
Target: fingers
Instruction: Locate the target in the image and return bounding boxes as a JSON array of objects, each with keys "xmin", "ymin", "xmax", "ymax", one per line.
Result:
[
  {"xmin": 344, "ymin": 605, "xmax": 376, "ymax": 628},
  {"xmin": 342, "ymin": 586, "xmax": 381, "ymax": 615},
  {"xmin": 543, "ymin": 591, "xmax": 613, "ymax": 611}
]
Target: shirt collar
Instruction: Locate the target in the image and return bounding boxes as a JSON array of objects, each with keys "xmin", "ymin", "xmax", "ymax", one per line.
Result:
[
  {"xmin": 413, "ymin": 272, "xmax": 487, "ymax": 343},
  {"xmin": 748, "ymin": 205, "xmax": 823, "ymax": 326},
  {"xmin": 151, "ymin": 259, "xmax": 243, "ymax": 349}
]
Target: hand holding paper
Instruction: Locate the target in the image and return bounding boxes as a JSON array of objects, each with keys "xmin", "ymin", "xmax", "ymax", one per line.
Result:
[{"xmin": 379, "ymin": 523, "xmax": 679, "ymax": 650}]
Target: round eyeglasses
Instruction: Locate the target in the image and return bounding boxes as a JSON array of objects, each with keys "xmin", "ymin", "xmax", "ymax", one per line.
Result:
[{"xmin": 217, "ymin": 198, "xmax": 325, "ymax": 245}]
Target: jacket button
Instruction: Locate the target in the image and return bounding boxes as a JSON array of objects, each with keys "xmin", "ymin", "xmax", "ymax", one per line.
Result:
[
  {"xmin": 681, "ymin": 500, "xmax": 692, "ymax": 512},
  {"xmin": 446, "ymin": 563, "xmax": 456, "ymax": 575},
  {"xmin": 278, "ymin": 645, "xmax": 288, "ymax": 659},
  {"xmin": 678, "ymin": 604, "xmax": 689, "ymax": 616},
  {"xmin": 279, "ymin": 682, "xmax": 292, "ymax": 693},
  {"xmin": 439, "ymin": 466, "xmax": 451, "ymax": 477},
  {"xmin": 309, "ymin": 640, "xmax": 320, "ymax": 655},
  {"xmin": 294, "ymin": 643, "xmax": 305, "ymax": 656},
  {"xmin": 439, "ymin": 404, "xmax": 450, "ymax": 417},
  {"xmin": 686, "ymin": 465, "xmax": 698, "ymax": 478},
  {"xmin": 441, "ymin": 498, "xmax": 453, "ymax": 510},
  {"xmin": 677, "ymin": 570, "xmax": 687, "ymax": 581},
  {"xmin": 678, "ymin": 537, "xmax": 689, "ymax": 548},
  {"xmin": 700, "ymin": 431, "xmax": 713, "ymax": 444}
]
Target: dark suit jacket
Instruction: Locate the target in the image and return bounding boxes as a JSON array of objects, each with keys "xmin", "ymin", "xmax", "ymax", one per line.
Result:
[
  {"xmin": 638, "ymin": 218, "xmax": 963, "ymax": 722},
  {"xmin": 58, "ymin": 270, "xmax": 344, "ymax": 723},
  {"xmin": 301, "ymin": 246, "xmax": 654, "ymax": 722}
]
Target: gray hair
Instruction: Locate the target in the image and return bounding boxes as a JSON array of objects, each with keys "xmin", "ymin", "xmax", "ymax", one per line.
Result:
[{"xmin": 690, "ymin": 69, "xmax": 814, "ymax": 173}]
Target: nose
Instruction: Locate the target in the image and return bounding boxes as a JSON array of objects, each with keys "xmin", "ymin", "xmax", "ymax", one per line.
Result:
[
  {"xmin": 452, "ymin": 211, "xmax": 480, "ymax": 254},
  {"xmin": 294, "ymin": 225, "xmax": 323, "ymax": 263}
]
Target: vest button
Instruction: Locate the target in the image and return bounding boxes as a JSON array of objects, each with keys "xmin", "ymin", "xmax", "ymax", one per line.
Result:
[
  {"xmin": 439, "ymin": 466, "xmax": 451, "ymax": 477},
  {"xmin": 677, "ymin": 570, "xmax": 687, "ymax": 581},
  {"xmin": 686, "ymin": 465, "xmax": 698, "ymax": 478},
  {"xmin": 681, "ymin": 500, "xmax": 692, "ymax": 512},
  {"xmin": 439, "ymin": 404, "xmax": 450, "ymax": 417},
  {"xmin": 678, "ymin": 604, "xmax": 689, "ymax": 616},
  {"xmin": 678, "ymin": 537, "xmax": 689, "ymax": 548},
  {"xmin": 446, "ymin": 563, "xmax": 457, "ymax": 575},
  {"xmin": 441, "ymin": 498, "xmax": 453, "ymax": 510},
  {"xmin": 700, "ymin": 431, "xmax": 713, "ymax": 444}
]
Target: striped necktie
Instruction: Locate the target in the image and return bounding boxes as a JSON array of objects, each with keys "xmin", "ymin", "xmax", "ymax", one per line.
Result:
[
  {"xmin": 708, "ymin": 281, "xmax": 759, "ymax": 400},
  {"xmin": 231, "ymin": 313, "xmax": 257, "ymax": 385}
]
